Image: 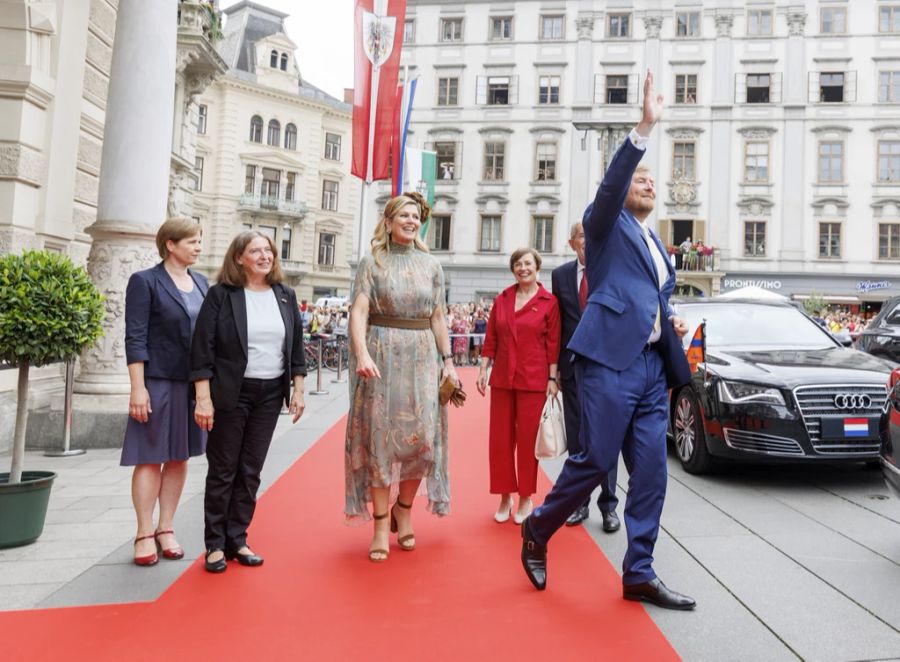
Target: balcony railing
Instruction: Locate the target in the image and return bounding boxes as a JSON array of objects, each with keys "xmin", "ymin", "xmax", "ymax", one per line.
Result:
[
  {"xmin": 239, "ymin": 193, "xmax": 308, "ymax": 217},
  {"xmin": 674, "ymin": 248, "xmax": 719, "ymax": 272},
  {"xmin": 281, "ymin": 260, "xmax": 307, "ymax": 275}
]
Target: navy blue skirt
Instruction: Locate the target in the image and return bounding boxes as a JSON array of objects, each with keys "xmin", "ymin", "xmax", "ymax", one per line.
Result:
[{"xmin": 120, "ymin": 378, "xmax": 207, "ymax": 466}]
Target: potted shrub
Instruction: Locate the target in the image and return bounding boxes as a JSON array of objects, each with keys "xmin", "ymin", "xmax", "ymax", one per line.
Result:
[{"xmin": 0, "ymin": 250, "xmax": 104, "ymax": 548}]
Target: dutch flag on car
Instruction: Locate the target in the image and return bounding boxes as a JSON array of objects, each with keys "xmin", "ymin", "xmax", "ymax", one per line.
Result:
[{"xmin": 843, "ymin": 418, "xmax": 869, "ymax": 437}]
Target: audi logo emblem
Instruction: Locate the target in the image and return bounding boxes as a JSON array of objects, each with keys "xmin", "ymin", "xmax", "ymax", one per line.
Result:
[{"xmin": 833, "ymin": 394, "xmax": 872, "ymax": 410}]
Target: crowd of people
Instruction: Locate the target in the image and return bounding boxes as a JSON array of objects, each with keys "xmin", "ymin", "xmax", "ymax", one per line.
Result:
[
  {"xmin": 813, "ymin": 306, "xmax": 872, "ymax": 338},
  {"xmin": 120, "ymin": 70, "xmax": 697, "ymax": 611}
]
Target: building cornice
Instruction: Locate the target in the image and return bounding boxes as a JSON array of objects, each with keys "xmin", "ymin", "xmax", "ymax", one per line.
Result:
[{"xmin": 219, "ymin": 76, "xmax": 351, "ymax": 118}]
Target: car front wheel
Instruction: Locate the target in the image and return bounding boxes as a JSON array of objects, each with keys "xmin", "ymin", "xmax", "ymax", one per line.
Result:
[{"xmin": 674, "ymin": 389, "xmax": 713, "ymax": 474}]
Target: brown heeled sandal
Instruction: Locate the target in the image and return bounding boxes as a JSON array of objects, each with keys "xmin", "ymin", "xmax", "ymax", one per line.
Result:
[
  {"xmin": 368, "ymin": 512, "xmax": 390, "ymax": 563},
  {"xmin": 390, "ymin": 500, "xmax": 416, "ymax": 551}
]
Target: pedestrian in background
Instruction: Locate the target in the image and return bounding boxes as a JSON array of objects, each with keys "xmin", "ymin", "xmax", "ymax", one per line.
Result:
[
  {"xmin": 345, "ymin": 192, "xmax": 457, "ymax": 562},
  {"xmin": 123, "ymin": 218, "xmax": 209, "ymax": 567},
  {"xmin": 191, "ymin": 231, "xmax": 306, "ymax": 573},
  {"xmin": 477, "ymin": 247, "xmax": 560, "ymax": 525},
  {"xmin": 550, "ymin": 222, "xmax": 619, "ymax": 531}
]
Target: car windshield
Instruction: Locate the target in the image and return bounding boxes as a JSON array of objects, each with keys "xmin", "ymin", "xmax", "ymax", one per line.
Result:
[{"xmin": 675, "ymin": 303, "xmax": 838, "ymax": 350}]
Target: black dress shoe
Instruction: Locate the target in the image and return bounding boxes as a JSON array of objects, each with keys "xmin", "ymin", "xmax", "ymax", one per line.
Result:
[
  {"xmin": 226, "ymin": 548, "xmax": 264, "ymax": 566},
  {"xmin": 601, "ymin": 510, "xmax": 621, "ymax": 533},
  {"xmin": 205, "ymin": 550, "xmax": 227, "ymax": 574},
  {"xmin": 565, "ymin": 505, "xmax": 589, "ymax": 527},
  {"xmin": 520, "ymin": 517, "xmax": 547, "ymax": 591},
  {"xmin": 623, "ymin": 578, "xmax": 696, "ymax": 611}
]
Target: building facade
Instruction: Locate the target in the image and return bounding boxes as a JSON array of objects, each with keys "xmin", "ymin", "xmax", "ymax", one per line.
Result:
[
  {"xmin": 389, "ymin": 0, "xmax": 900, "ymax": 308},
  {"xmin": 195, "ymin": 2, "xmax": 358, "ymax": 302},
  {"xmin": 0, "ymin": 0, "xmax": 225, "ymax": 451}
]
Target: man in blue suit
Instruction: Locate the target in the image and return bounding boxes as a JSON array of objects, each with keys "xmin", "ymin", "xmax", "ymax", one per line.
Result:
[
  {"xmin": 521, "ymin": 70, "xmax": 695, "ymax": 610},
  {"xmin": 550, "ymin": 224, "xmax": 619, "ymax": 531}
]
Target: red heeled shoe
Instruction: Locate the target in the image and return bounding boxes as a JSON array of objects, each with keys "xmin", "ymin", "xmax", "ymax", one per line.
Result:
[
  {"xmin": 133, "ymin": 534, "xmax": 159, "ymax": 566},
  {"xmin": 154, "ymin": 529, "xmax": 185, "ymax": 560}
]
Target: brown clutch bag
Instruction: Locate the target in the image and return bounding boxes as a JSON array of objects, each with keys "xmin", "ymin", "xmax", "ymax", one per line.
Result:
[{"xmin": 439, "ymin": 376, "xmax": 467, "ymax": 407}]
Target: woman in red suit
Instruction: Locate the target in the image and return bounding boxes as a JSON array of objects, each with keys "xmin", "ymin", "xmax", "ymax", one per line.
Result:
[{"xmin": 476, "ymin": 248, "xmax": 561, "ymax": 524}]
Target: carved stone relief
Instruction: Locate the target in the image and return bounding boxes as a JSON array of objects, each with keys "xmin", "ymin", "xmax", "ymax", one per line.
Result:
[
  {"xmin": 77, "ymin": 238, "xmax": 158, "ymax": 393},
  {"xmin": 714, "ymin": 14, "xmax": 734, "ymax": 38},
  {"xmin": 787, "ymin": 12, "xmax": 807, "ymax": 37},
  {"xmin": 643, "ymin": 15, "xmax": 663, "ymax": 39},
  {"xmin": 738, "ymin": 126, "xmax": 777, "ymax": 140},
  {"xmin": 670, "ymin": 180, "xmax": 697, "ymax": 210},
  {"xmin": 576, "ymin": 14, "xmax": 595, "ymax": 40}
]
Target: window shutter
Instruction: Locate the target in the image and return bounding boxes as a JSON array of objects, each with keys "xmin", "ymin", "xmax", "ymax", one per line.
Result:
[
  {"xmin": 456, "ymin": 141, "xmax": 463, "ymax": 170},
  {"xmin": 771, "ymin": 72, "xmax": 782, "ymax": 103},
  {"xmin": 846, "ymin": 70, "xmax": 857, "ymax": 102},
  {"xmin": 510, "ymin": 76, "xmax": 519, "ymax": 105},
  {"xmin": 808, "ymin": 71, "xmax": 819, "ymax": 103},
  {"xmin": 692, "ymin": 219, "xmax": 707, "ymax": 244},
  {"xmin": 627, "ymin": 74, "xmax": 638, "ymax": 104},
  {"xmin": 476, "ymin": 76, "xmax": 487, "ymax": 105},
  {"xmin": 735, "ymin": 73, "xmax": 747, "ymax": 103},
  {"xmin": 658, "ymin": 219, "xmax": 672, "ymax": 245},
  {"xmin": 594, "ymin": 74, "xmax": 604, "ymax": 104}
]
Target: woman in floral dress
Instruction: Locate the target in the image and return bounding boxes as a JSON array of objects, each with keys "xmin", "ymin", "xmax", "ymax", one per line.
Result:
[
  {"xmin": 345, "ymin": 192, "xmax": 459, "ymax": 562},
  {"xmin": 451, "ymin": 310, "xmax": 470, "ymax": 366}
]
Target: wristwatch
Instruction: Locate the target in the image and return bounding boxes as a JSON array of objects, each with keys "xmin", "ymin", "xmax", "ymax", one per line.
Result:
[
  {"xmin": 548, "ymin": 377, "xmax": 557, "ymax": 382},
  {"xmin": 441, "ymin": 353, "xmax": 453, "ymax": 361}
]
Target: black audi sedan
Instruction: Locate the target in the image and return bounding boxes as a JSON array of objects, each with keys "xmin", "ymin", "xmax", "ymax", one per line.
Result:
[
  {"xmin": 880, "ymin": 367, "xmax": 900, "ymax": 500},
  {"xmin": 670, "ymin": 299, "xmax": 895, "ymax": 474},
  {"xmin": 855, "ymin": 295, "xmax": 900, "ymax": 364}
]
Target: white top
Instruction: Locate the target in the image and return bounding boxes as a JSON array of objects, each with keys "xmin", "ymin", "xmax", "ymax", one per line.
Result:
[{"xmin": 244, "ymin": 288, "xmax": 285, "ymax": 379}]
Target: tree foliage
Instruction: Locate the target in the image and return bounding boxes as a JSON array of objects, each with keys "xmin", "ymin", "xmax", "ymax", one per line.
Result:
[{"xmin": 0, "ymin": 251, "xmax": 105, "ymax": 367}]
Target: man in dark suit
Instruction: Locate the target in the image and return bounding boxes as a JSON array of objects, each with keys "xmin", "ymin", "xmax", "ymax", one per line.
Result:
[
  {"xmin": 550, "ymin": 224, "xmax": 619, "ymax": 531},
  {"xmin": 521, "ymin": 70, "xmax": 696, "ymax": 610}
]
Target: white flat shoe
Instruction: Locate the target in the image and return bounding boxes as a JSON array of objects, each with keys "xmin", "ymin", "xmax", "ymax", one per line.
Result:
[
  {"xmin": 513, "ymin": 499, "xmax": 533, "ymax": 525},
  {"xmin": 494, "ymin": 499, "xmax": 513, "ymax": 523}
]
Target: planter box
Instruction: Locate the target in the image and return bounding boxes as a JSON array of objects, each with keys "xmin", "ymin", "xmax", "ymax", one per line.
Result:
[{"xmin": 0, "ymin": 471, "xmax": 56, "ymax": 548}]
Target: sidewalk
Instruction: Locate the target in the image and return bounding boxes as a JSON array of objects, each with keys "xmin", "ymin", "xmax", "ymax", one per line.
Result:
[{"xmin": 0, "ymin": 370, "xmax": 351, "ymax": 611}]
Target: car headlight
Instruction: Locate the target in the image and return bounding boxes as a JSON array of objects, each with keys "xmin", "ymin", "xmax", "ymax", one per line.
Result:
[{"xmin": 717, "ymin": 380, "xmax": 786, "ymax": 406}]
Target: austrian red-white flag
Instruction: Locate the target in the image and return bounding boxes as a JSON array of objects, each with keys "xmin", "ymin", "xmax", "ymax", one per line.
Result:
[{"xmin": 352, "ymin": 0, "xmax": 406, "ymax": 183}]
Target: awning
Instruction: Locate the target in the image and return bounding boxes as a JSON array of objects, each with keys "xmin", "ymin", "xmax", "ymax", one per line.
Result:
[{"xmin": 791, "ymin": 294, "xmax": 861, "ymax": 304}]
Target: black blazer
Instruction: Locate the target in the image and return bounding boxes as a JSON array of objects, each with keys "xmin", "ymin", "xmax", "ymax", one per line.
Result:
[
  {"xmin": 124, "ymin": 263, "xmax": 209, "ymax": 381},
  {"xmin": 189, "ymin": 282, "xmax": 306, "ymax": 411},
  {"xmin": 550, "ymin": 259, "xmax": 581, "ymax": 383}
]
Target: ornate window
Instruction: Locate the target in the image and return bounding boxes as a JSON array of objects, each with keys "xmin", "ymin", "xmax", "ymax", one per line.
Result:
[
  {"xmin": 676, "ymin": 11, "xmax": 701, "ymax": 37},
  {"xmin": 284, "ymin": 123, "xmax": 297, "ymax": 150},
  {"xmin": 747, "ymin": 9, "xmax": 773, "ymax": 36},
  {"xmin": 490, "ymin": 16, "xmax": 513, "ymax": 40},
  {"xmin": 672, "ymin": 141, "xmax": 696, "ymax": 180},
  {"xmin": 535, "ymin": 143, "xmax": 557, "ymax": 181},
  {"xmin": 441, "ymin": 18, "xmax": 463, "ymax": 42},
  {"xmin": 675, "ymin": 74, "xmax": 697, "ymax": 104},
  {"xmin": 607, "ymin": 13, "xmax": 631, "ymax": 38},
  {"xmin": 479, "ymin": 216, "xmax": 502, "ymax": 252},
  {"xmin": 322, "ymin": 180, "xmax": 339, "ymax": 211},
  {"xmin": 404, "ymin": 19, "xmax": 415, "ymax": 44},
  {"xmin": 743, "ymin": 141, "xmax": 770, "ymax": 182},
  {"xmin": 532, "ymin": 216, "xmax": 554, "ymax": 253},
  {"xmin": 540, "ymin": 15, "xmax": 565, "ymax": 40},
  {"xmin": 244, "ymin": 165, "xmax": 256, "ymax": 194},
  {"xmin": 820, "ymin": 7, "xmax": 847, "ymax": 34},
  {"xmin": 483, "ymin": 142, "xmax": 505, "ymax": 180},
  {"xmin": 428, "ymin": 214, "xmax": 452, "ymax": 251},
  {"xmin": 285, "ymin": 172, "xmax": 296, "ymax": 201},
  {"xmin": 744, "ymin": 221, "xmax": 767, "ymax": 257},
  {"xmin": 818, "ymin": 141, "xmax": 844, "ymax": 183},
  {"xmin": 880, "ymin": 6, "xmax": 900, "ymax": 33},
  {"xmin": 280, "ymin": 53, "xmax": 288, "ymax": 71},
  {"xmin": 318, "ymin": 233, "xmax": 336, "ymax": 265},
  {"xmin": 879, "ymin": 72, "xmax": 900, "ymax": 102},
  {"xmin": 437, "ymin": 77, "xmax": 459, "ymax": 106},
  {"xmin": 538, "ymin": 76, "xmax": 560, "ymax": 104},
  {"xmin": 270, "ymin": 50, "xmax": 278, "ymax": 68},
  {"xmin": 878, "ymin": 141, "xmax": 900, "ymax": 182},
  {"xmin": 249, "ymin": 115, "xmax": 263, "ymax": 142},
  {"xmin": 818, "ymin": 223, "xmax": 841, "ymax": 258},
  {"xmin": 879, "ymin": 223, "xmax": 900, "ymax": 259},
  {"xmin": 267, "ymin": 119, "xmax": 281, "ymax": 146},
  {"xmin": 325, "ymin": 133, "xmax": 342, "ymax": 160},
  {"xmin": 197, "ymin": 104, "xmax": 207, "ymax": 134},
  {"xmin": 281, "ymin": 227, "xmax": 292, "ymax": 260}
]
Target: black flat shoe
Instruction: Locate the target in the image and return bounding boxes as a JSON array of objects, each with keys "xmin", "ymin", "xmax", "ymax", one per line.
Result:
[
  {"xmin": 205, "ymin": 550, "xmax": 227, "ymax": 573},
  {"xmin": 601, "ymin": 510, "xmax": 621, "ymax": 533},
  {"xmin": 623, "ymin": 578, "xmax": 696, "ymax": 611},
  {"xmin": 225, "ymin": 548, "xmax": 264, "ymax": 566},
  {"xmin": 565, "ymin": 505, "xmax": 589, "ymax": 527},
  {"xmin": 520, "ymin": 517, "xmax": 547, "ymax": 591}
]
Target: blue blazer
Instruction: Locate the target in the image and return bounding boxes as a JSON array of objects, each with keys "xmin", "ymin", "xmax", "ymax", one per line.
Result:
[
  {"xmin": 550, "ymin": 259, "xmax": 581, "ymax": 383},
  {"xmin": 568, "ymin": 139, "xmax": 691, "ymax": 389},
  {"xmin": 124, "ymin": 262, "xmax": 209, "ymax": 381}
]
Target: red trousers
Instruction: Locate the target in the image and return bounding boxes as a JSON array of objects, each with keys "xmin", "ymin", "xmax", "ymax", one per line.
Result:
[{"xmin": 489, "ymin": 387, "xmax": 545, "ymax": 497}]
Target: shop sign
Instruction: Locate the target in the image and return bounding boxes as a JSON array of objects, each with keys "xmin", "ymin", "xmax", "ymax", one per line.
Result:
[
  {"xmin": 722, "ymin": 278, "xmax": 782, "ymax": 290},
  {"xmin": 857, "ymin": 280, "xmax": 893, "ymax": 294}
]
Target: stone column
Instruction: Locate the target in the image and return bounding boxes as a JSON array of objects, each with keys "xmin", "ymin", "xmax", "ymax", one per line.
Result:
[
  {"xmin": 780, "ymin": 10, "xmax": 808, "ymax": 266},
  {"xmin": 709, "ymin": 13, "xmax": 735, "ymax": 259},
  {"xmin": 76, "ymin": 0, "xmax": 178, "ymax": 396}
]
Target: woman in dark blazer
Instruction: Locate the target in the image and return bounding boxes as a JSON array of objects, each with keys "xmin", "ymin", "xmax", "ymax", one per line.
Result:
[
  {"xmin": 123, "ymin": 218, "xmax": 209, "ymax": 566},
  {"xmin": 476, "ymin": 248, "xmax": 561, "ymax": 525},
  {"xmin": 191, "ymin": 231, "xmax": 306, "ymax": 573}
]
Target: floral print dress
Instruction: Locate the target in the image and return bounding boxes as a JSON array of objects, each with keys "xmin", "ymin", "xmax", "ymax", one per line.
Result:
[{"xmin": 344, "ymin": 242, "xmax": 450, "ymax": 523}]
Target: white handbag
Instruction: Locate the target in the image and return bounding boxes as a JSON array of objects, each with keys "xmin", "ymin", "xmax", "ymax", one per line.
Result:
[{"xmin": 535, "ymin": 394, "xmax": 566, "ymax": 459}]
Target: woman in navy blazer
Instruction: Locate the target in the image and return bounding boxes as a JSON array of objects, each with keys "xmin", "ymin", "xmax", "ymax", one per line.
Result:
[
  {"xmin": 476, "ymin": 248, "xmax": 561, "ymax": 525},
  {"xmin": 190, "ymin": 231, "xmax": 306, "ymax": 572},
  {"xmin": 123, "ymin": 218, "xmax": 209, "ymax": 566}
]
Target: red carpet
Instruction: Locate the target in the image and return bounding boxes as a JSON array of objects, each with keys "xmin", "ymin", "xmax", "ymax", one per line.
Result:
[{"xmin": 1, "ymin": 368, "xmax": 678, "ymax": 661}]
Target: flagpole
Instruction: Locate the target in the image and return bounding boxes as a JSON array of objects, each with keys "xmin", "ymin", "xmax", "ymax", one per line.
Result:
[{"xmin": 357, "ymin": 181, "xmax": 370, "ymax": 264}]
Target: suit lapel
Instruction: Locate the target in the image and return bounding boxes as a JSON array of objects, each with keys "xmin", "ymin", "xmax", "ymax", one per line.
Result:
[
  {"xmin": 504, "ymin": 287, "xmax": 518, "ymax": 343},
  {"xmin": 190, "ymin": 270, "xmax": 208, "ymax": 296},
  {"xmin": 155, "ymin": 264, "xmax": 190, "ymax": 316},
  {"xmin": 274, "ymin": 284, "xmax": 292, "ymax": 352},
  {"xmin": 229, "ymin": 287, "xmax": 248, "ymax": 358},
  {"xmin": 648, "ymin": 228, "xmax": 675, "ymax": 284}
]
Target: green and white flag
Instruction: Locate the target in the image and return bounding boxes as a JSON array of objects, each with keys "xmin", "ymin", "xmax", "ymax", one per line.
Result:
[{"xmin": 403, "ymin": 147, "xmax": 436, "ymax": 239}]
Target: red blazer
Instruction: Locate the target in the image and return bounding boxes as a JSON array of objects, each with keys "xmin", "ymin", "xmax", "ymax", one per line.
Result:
[{"xmin": 482, "ymin": 283, "xmax": 561, "ymax": 392}]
